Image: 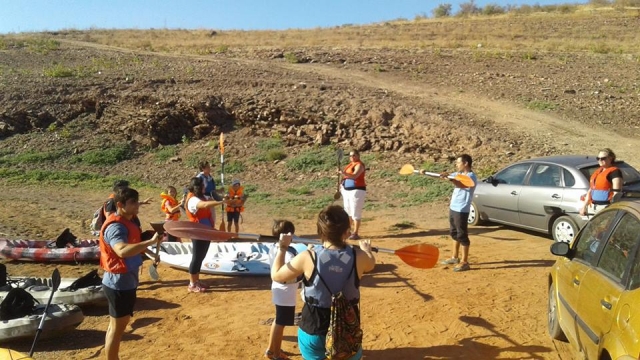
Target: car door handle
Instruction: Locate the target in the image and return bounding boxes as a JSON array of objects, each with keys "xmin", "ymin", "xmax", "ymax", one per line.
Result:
[
  {"xmin": 600, "ymin": 299, "xmax": 612, "ymax": 310},
  {"xmin": 551, "ymin": 194, "xmax": 561, "ymax": 199},
  {"xmin": 510, "ymin": 191, "xmax": 518, "ymax": 196},
  {"xmin": 573, "ymin": 279, "xmax": 580, "ymax": 286}
]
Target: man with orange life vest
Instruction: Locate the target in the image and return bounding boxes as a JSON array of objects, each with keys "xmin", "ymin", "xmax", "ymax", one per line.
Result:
[
  {"xmin": 580, "ymin": 148, "xmax": 623, "ymax": 217},
  {"xmin": 339, "ymin": 149, "xmax": 367, "ymax": 240},
  {"xmin": 185, "ymin": 176, "xmax": 226, "ymax": 293},
  {"xmin": 225, "ymin": 179, "xmax": 246, "ymax": 234},
  {"xmin": 100, "ymin": 187, "xmax": 161, "ymax": 360}
]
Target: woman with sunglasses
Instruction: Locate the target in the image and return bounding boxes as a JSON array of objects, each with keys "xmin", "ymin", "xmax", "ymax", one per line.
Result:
[{"xmin": 580, "ymin": 148, "xmax": 623, "ymax": 216}]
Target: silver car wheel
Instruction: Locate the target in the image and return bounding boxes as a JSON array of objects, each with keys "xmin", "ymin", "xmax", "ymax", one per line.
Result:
[
  {"xmin": 468, "ymin": 204, "xmax": 477, "ymax": 224},
  {"xmin": 552, "ymin": 216, "xmax": 577, "ymax": 243}
]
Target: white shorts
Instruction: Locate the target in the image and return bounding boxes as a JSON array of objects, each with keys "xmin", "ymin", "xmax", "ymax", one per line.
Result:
[{"xmin": 341, "ymin": 187, "xmax": 366, "ymax": 220}]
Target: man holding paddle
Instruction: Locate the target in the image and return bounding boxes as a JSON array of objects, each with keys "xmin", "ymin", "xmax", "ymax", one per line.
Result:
[
  {"xmin": 99, "ymin": 187, "xmax": 162, "ymax": 360},
  {"xmin": 438, "ymin": 154, "xmax": 477, "ymax": 272}
]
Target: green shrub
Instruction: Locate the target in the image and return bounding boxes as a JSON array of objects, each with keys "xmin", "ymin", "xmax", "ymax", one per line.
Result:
[
  {"xmin": 526, "ymin": 100, "xmax": 557, "ymax": 111},
  {"xmin": 0, "ymin": 150, "xmax": 67, "ymax": 165},
  {"xmin": 154, "ymin": 145, "xmax": 178, "ymax": 163},
  {"xmin": 258, "ymin": 138, "xmax": 284, "ymax": 151},
  {"xmin": 215, "ymin": 45, "xmax": 229, "ymax": 53},
  {"xmin": 223, "ymin": 160, "xmax": 246, "ymax": 174},
  {"xmin": 286, "ymin": 147, "xmax": 337, "ymax": 172},
  {"xmin": 27, "ymin": 38, "xmax": 60, "ymax": 54},
  {"xmin": 284, "ymin": 52, "xmax": 300, "ymax": 63},
  {"xmin": 72, "ymin": 145, "xmax": 133, "ymax": 166},
  {"xmin": 44, "ymin": 64, "xmax": 74, "ymax": 78}
]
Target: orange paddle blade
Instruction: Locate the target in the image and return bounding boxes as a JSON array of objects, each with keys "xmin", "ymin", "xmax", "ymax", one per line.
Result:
[
  {"xmin": 452, "ymin": 174, "xmax": 476, "ymax": 188},
  {"xmin": 399, "ymin": 164, "xmax": 417, "ymax": 175},
  {"xmin": 219, "ymin": 133, "xmax": 225, "ymax": 154},
  {"xmin": 164, "ymin": 221, "xmax": 236, "ymax": 241},
  {"xmin": 375, "ymin": 243, "xmax": 439, "ymax": 269}
]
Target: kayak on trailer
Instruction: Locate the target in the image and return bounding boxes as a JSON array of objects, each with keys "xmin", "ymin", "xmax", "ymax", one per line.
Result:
[
  {"xmin": 0, "ymin": 239, "xmax": 100, "ymax": 262},
  {"xmin": 0, "ymin": 303, "xmax": 84, "ymax": 343},
  {"xmin": 146, "ymin": 241, "xmax": 310, "ymax": 276},
  {"xmin": 1, "ymin": 274, "xmax": 105, "ymax": 307}
]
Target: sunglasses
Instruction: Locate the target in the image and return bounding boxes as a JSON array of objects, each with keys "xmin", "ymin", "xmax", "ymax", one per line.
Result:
[{"xmin": 596, "ymin": 157, "xmax": 608, "ymax": 161}]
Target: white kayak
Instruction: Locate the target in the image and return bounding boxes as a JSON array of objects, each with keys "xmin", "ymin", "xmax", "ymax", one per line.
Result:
[
  {"xmin": 0, "ymin": 303, "xmax": 84, "ymax": 343},
  {"xmin": 147, "ymin": 241, "xmax": 310, "ymax": 276},
  {"xmin": 1, "ymin": 277, "xmax": 105, "ymax": 307}
]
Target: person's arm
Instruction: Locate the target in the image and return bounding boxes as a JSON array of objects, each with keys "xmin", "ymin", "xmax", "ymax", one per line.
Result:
[
  {"xmin": 271, "ymin": 233, "xmax": 307, "ymax": 283},
  {"xmin": 611, "ymin": 177, "xmax": 623, "ymax": 202},
  {"xmin": 341, "ymin": 163, "xmax": 364, "ymax": 179},
  {"xmin": 106, "ymin": 224, "xmax": 161, "ymax": 258},
  {"xmin": 139, "ymin": 197, "xmax": 153, "ymax": 205},
  {"xmin": 165, "ymin": 201, "xmax": 183, "ymax": 214},
  {"xmin": 196, "ymin": 199, "xmax": 224, "ymax": 209},
  {"xmin": 580, "ymin": 189, "xmax": 592, "ymax": 216},
  {"xmin": 356, "ymin": 239, "xmax": 376, "ymax": 276}
]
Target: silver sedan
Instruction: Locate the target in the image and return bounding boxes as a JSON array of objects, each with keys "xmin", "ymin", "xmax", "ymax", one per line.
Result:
[{"xmin": 469, "ymin": 155, "xmax": 640, "ymax": 243}]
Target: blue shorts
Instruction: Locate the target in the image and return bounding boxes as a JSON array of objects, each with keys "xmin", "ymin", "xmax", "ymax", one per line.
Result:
[{"xmin": 297, "ymin": 328, "xmax": 362, "ymax": 360}]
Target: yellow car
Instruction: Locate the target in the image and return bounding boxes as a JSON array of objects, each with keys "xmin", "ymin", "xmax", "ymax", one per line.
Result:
[{"xmin": 548, "ymin": 200, "xmax": 640, "ymax": 360}]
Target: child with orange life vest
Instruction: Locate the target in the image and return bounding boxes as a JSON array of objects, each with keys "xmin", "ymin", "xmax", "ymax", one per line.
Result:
[
  {"xmin": 225, "ymin": 179, "xmax": 246, "ymax": 234},
  {"xmin": 160, "ymin": 186, "xmax": 183, "ymax": 242}
]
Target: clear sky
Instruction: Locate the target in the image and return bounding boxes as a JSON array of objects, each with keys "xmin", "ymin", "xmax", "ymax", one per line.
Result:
[{"xmin": 1, "ymin": 0, "xmax": 584, "ymax": 34}]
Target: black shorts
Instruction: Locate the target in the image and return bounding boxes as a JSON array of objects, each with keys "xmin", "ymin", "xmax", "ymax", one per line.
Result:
[
  {"xmin": 103, "ymin": 285, "xmax": 137, "ymax": 318},
  {"xmin": 275, "ymin": 305, "xmax": 295, "ymax": 326},
  {"xmin": 226, "ymin": 212, "xmax": 240, "ymax": 224}
]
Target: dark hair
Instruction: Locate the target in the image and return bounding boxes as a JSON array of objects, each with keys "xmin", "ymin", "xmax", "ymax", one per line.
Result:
[
  {"xmin": 349, "ymin": 149, "xmax": 360, "ymax": 156},
  {"xmin": 272, "ymin": 220, "xmax": 295, "ymax": 237},
  {"xmin": 599, "ymin": 148, "xmax": 616, "ymax": 162},
  {"xmin": 115, "ymin": 187, "xmax": 139, "ymax": 206},
  {"xmin": 316, "ymin": 205, "xmax": 350, "ymax": 247},
  {"xmin": 166, "ymin": 185, "xmax": 176, "ymax": 193},
  {"xmin": 188, "ymin": 177, "xmax": 205, "ymax": 198},
  {"xmin": 458, "ymin": 154, "xmax": 473, "ymax": 168},
  {"xmin": 198, "ymin": 161, "xmax": 210, "ymax": 171},
  {"xmin": 113, "ymin": 179, "xmax": 130, "ymax": 192}
]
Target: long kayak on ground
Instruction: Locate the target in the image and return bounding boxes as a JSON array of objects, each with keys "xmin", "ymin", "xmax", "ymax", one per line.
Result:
[
  {"xmin": 146, "ymin": 241, "xmax": 311, "ymax": 276},
  {"xmin": 0, "ymin": 303, "xmax": 84, "ymax": 343},
  {"xmin": 0, "ymin": 239, "xmax": 100, "ymax": 262}
]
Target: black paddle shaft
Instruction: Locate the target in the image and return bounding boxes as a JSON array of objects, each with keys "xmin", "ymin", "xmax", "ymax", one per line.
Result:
[{"xmin": 29, "ymin": 268, "xmax": 61, "ymax": 357}]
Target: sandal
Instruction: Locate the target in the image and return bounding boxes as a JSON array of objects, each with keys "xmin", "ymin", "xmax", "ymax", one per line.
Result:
[
  {"xmin": 187, "ymin": 283, "xmax": 206, "ymax": 293},
  {"xmin": 441, "ymin": 257, "xmax": 460, "ymax": 265},
  {"xmin": 264, "ymin": 350, "xmax": 290, "ymax": 360},
  {"xmin": 453, "ymin": 263, "xmax": 471, "ymax": 272}
]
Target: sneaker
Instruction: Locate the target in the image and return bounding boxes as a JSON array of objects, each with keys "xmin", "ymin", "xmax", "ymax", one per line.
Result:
[
  {"xmin": 187, "ymin": 283, "xmax": 206, "ymax": 293},
  {"xmin": 348, "ymin": 233, "xmax": 361, "ymax": 240},
  {"xmin": 264, "ymin": 350, "xmax": 290, "ymax": 360},
  {"xmin": 441, "ymin": 257, "xmax": 460, "ymax": 265},
  {"xmin": 453, "ymin": 263, "xmax": 471, "ymax": 272}
]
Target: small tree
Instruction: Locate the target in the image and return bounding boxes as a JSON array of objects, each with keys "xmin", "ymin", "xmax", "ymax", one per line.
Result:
[
  {"xmin": 458, "ymin": 0, "xmax": 480, "ymax": 16},
  {"xmin": 482, "ymin": 3, "xmax": 506, "ymax": 15},
  {"xmin": 432, "ymin": 3, "xmax": 453, "ymax": 18}
]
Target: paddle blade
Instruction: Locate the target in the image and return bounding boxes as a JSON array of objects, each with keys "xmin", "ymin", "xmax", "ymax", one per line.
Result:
[
  {"xmin": 333, "ymin": 190, "xmax": 341, "ymax": 200},
  {"xmin": 149, "ymin": 263, "xmax": 159, "ymax": 281},
  {"xmin": 219, "ymin": 218, "xmax": 226, "ymax": 232},
  {"xmin": 163, "ymin": 221, "xmax": 236, "ymax": 242},
  {"xmin": 337, "ymin": 149, "xmax": 344, "ymax": 164},
  {"xmin": 51, "ymin": 268, "xmax": 61, "ymax": 292},
  {"xmin": 454, "ymin": 174, "xmax": 476, "ymax": 188},
  {"xmin": 390, "ymin": 244, "xmax": 439, "ymax": 269},
  {"xmin": 399, "ymin": 164, "xmax": 416, "ymax": 175}
]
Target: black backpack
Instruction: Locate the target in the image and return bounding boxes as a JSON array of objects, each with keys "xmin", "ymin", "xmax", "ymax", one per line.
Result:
[
  {"xmin": 61, "ymin": 269, "xmax": 102, "ymax": 291},
  {"xmin": 0, "ymin": 288, "xmax": 39, "ymax": 320}
]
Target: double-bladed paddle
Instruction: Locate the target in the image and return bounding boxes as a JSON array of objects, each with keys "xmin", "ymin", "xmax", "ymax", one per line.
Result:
[
  {"xmin": 163, "ymin": 221, "xmax": 439, "ymax": 269},
  {"xmin": 333, "ymin": 149, "xmax": 344, "ymax": 201},
  {"xmin": 148, "ymin": 222, "xmax": 165, "ymax": 281},
  {"xmin": 29, "ymin": 268, "xmax": 61, "ymax": 357},
  {"xmin": 399, "ymin": 164, "xmax": 476, "ymax": 188}
]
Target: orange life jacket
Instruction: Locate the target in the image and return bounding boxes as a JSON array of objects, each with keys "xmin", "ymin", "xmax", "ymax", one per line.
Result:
[
  {"xmin": 185, "ymin": 192, "xmax": 213, "ymax": 223},
  {"xmin": 343, "ymin": 160, "xmax": 366, "ymax": 188},
  {"xmin": 99, "ymin": 214, "xmax": 142, "ymax": 274},
  {"xmin": 225, "ymin": 186, "xmax": 245, "ymax": 213},
  {"xmin": 589, "ymin": 166, "xmax": 620, "ymax": 204},
  {"xmin": 160, "ymin": 193, "xmax": 180, "ymax": 221}
]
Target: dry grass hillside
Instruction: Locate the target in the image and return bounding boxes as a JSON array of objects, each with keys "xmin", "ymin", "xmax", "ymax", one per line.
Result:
[{"xmin": 0, "ymin": 7, "xmax": 639, "ymax": 238}]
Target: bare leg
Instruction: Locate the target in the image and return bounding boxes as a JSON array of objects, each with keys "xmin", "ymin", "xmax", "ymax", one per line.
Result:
[
  {"xmin": 452, "ymin": 241, "xmax": 461, "ymax": 260},
  {"xmin": 266, "ymin": 323, "xmax": 286, "ymax": 357},
  {"xmin": 460, "ymin": 245, "xmax": 469, "ymax": 264},
  {"xmin": 353, "ymin": 219, "xmax": 361, "ymax": 235},
  {"xmin": 189, "ymin": 274, "xmax": 199, "ymax": 285},
  {"xmin": 234, "ymin": 221, "xmax": 239, "ymax": 234},
  {"xmin": 105, "ymin": 315, "xmax": 130, "ymax": 360}
]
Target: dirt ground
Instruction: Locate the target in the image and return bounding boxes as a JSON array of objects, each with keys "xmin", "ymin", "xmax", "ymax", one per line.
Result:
[{"xmin": 1, "ymin": 184, "xmax": 576, "ymax": 360}]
